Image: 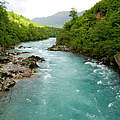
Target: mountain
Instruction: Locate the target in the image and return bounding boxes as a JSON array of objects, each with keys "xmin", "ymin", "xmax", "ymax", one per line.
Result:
[{"xmin": 32, "ymin": 11, "xmax": 85, "ymax": 27}]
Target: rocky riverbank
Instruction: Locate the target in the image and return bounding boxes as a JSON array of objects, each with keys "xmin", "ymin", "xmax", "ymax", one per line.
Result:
[
  {"xmin": 48, "ymin": 45, "xmax": 119, "ymax": 68},
  {"xmin": 0, "ymin": 52, "xmax": 45, "ymax": 91}
]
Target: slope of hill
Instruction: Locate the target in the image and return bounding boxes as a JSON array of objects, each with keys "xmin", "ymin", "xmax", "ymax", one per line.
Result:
[
  {"xmin": 8, "ymin": 11, "xmax": 45, "ymax": 28},
  {"xmin": 32, "ymin": 11, "xmax": 85, "ymax": 27},
  {"xmin": 0, "ymin": 2, "xmax": 61, "ymax": 50},
  {"xmin": 56, "ymin": 0, "xmax": 120, "ymax": 65}
]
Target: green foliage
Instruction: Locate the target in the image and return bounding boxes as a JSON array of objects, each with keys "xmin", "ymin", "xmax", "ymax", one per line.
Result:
[
  {"xmin": 69, "ymin": 8, "xmax": 78, "ymax": 20},
  {"xmin": 56, "ymin": 30, "xmax": 70, "ymax": 46},
  {"xmin": 56, "ymin": 0, "xmax": 120, "ymax": 64},
  {"xmin": 0, "ymin": 3, "xmax": 61, "ymax": 51}
]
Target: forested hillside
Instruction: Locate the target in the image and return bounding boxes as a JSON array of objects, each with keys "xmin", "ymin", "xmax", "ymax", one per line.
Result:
[
  {"xmin": 0, "ymin": 1, "xmax": 60, "ymax": 50},
  {"xmin": 56, "ymin": 0, "xmax": 120, "ymax": 65}
]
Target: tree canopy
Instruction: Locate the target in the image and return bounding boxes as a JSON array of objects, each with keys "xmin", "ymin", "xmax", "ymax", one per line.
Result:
[{"xmin": 69, "ymin": 8, "xmax": 78, "ymax": 20}]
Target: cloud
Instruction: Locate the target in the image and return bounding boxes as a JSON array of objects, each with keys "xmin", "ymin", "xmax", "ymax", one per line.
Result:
[
  {"xmin": 6, "ymin": 0, "xmax": 27, "ymax": 15},
  {"xmin": 6, "ymin": 0, "xmax": 101, "ymax": 19}
]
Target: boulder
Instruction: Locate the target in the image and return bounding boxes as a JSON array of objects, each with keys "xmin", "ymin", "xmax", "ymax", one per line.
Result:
[
  {"xmin": 18, "ymin": 46, "xmax": 25, "ymax": 49},
  {"xmin": 0, "ymin": 56, "xmax": 12, "ymax": 64},
  {"xmin": 114, "ymin": 54, "xmax": 120, "ymax": 68},
  {"xmin": 18, "ymin": 46, "xmax": 31, "ymax": 49},
  {"xmin": 0, "ymin": 72, "xmax": 13, "ymax": 79},
  {"xmin": 48, "ymin": 45, "xmax": 71, "ymax": 52},
  {"xmin": 0, "ymin": 83, "xmax": 3, "ymax": 91},
  {"xmin": 0, "ymin": 77, "xmax": 16, "ymax": 91},
  {"xmin": 29, "ymin": 62, "xmax": 39, "ymax": 69},
  {"xmin": 22, "ymin": 72, "xmax": 32, "ymax": 78},
  {"xmin": 27, "ymin": 55, "xmax": 45, "ymax": 62},
  {"xmin": 5, "ymin": 80, "xmax": 16, "ymax": 88},
  {"xmin": 4, "ymin": 87, "xmax": 10, "ymax": 91}
]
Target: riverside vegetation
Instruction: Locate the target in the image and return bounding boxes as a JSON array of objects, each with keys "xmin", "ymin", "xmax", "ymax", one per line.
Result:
[
  {"xmin": 0, "ymin": 1, "xmax": 60, "ymax": 51},
  {"xmin": 56, "ymin": 0, "xmax": 120, "ymax": 66},
  {"xmin": 0, "ymin": 1, "xmax": 61, "ymax": 91}
]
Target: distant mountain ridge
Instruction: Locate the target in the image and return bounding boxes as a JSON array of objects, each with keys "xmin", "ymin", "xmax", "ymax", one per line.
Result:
[{"xmin": 32, "ymin": 11, "xmax": 85, "ymax": 27}]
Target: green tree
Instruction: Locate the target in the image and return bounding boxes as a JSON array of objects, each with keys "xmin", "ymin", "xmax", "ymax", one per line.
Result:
[{"xmin": 69, "ymin": 8, "xmax": 78, "ymax": 20}]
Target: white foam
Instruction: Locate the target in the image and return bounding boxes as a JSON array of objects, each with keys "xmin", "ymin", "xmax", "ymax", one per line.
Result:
[
  {"xmin": 44, "ymin": 74, "xmax": 52, "ymax": 79},
  {"xmin": 25, "ymin": 48, "xmax": 33, "ymax": 50},
  {"xmin": 116, "ymin": 95, "xmax": 120, "ymax": 99},
  {"xmin": 108, "ymin": 103, "xmax": 113, "ymax": 108},
  {"xmin": 97, "ymin": 90, "xmax": 100, "ymax": 92},
  {"xmin": 93, "ymin": 63, "xmax": 112, "ymax": 81},
  {"xmin": 40, "ymin": 69, "xmax": 52, "ymax": 72},
  {"xmin": 97, "ymin": 80, "xmax": 103, "ymax": 85},
  {"xmin": 26, "ymin": 98, "xmax": 32, "ymax": 102},
  {"xmin": 39, "ymin": 50, "xmax": 43, "ymax": 53},
  {"xmin": 85, "ymin": 62, "xmax": 97, "ymax": 67},
  {"xmin": 97, "ymin": 64, "xmax": 105, "ymax": 69},
  {"xmin": 76, "ymin": 89, "xmax": 80, "ymax": 93},
  {"xmin": 93, "ymin": 69, "xmax": 97, "ymax": 73},
  {"xmin": 86, "ymin": 113, "xmax": 96, "ymax": 119},
  {"xmin": 43, "ymin": 99, "xmax": 47, "ymax": 105}
]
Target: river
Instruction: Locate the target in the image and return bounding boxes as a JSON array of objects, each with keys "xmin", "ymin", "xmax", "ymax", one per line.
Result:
[{"xmin": 0, "ymin": 38, "xmax": 120, "ymax": 120}]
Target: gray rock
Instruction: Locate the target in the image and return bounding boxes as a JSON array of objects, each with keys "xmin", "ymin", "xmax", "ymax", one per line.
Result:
[
  {"xmin": 29, "ymin": 62, "xmax": 39, "ymax": 69},
  {"xmin": 0, "ymin": 56, "xmax": 12, "ymax": 64},
  {"xmin": 48, "ymin": 45, "xmax": 71, "ymax": 52},
  {"xmin": 6, "ymin": 80, "xmax": 16, "ymax": 88},
  {"xmin": 0, "ymin": 54, "xmax": 45, "ymax": 91},
  {"xmin": 18, "ymin": 46, "xmax": 25, "ymax": 49},
  {"xmin": 27, "ymin": 55, "xmax": 45, "ymax": 62},
  {"xmin": 0, "ymin": 83, "xmax": 3, "ymax": 91},
  {"xmin": 114, "ymin": 54, "xmax": 120, "ymax": 68}
]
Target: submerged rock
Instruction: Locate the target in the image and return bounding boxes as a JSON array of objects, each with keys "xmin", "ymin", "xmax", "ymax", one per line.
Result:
[
  {"xmin": 114, "ymin": 54, "xmax": 120, "ymax": 68},
  {"xmin": 48, "ymin": 45, "xmax": 71, "ymax": 51},
  {"xmin": 18, "ymin": 46, "xmax": 25, "ymax": 49},
  {"xmin": 29, "ymin": 62, "xmax": 39, "ymax": 69},
  {"xmin": 18, "ymin": 46, "xmax": 31, "ymax": 49}
]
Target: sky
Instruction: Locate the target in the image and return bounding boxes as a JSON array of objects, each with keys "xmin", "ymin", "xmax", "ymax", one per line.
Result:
[{"xmin": 5, "ymin": 0, "xmax": 101, "ymax": 19}]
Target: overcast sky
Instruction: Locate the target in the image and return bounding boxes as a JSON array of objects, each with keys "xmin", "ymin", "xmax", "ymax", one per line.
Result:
[{"xmin": 6, "ymin": 0, "xmax": 101, "ymax": 19}]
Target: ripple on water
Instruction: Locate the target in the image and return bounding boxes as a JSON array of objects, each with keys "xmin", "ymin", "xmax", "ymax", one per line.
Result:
[
  {"xmin": 44, "ymin": 73, "xmax": 52, "ymax": 80},
  {"xmin": 86, "ymin": 113, "xmax": 96, "ymax": 119}
]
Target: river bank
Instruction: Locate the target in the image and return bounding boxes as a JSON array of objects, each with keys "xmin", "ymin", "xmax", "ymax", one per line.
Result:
[
  {"xmin": 0, "ymin": 50, "xmax": 45, "ymax": 91},
  {"xmin": 48, "ymin": 45, "xmax": 119, "ymax": 69}
]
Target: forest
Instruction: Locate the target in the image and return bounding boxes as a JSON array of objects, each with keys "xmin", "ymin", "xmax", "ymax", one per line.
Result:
[
  {"xmin": 56, "ymin": 0, "xmax": 120, "ymax": 65},
  {"xmin": 0, "ymin": 1, "xmax": 60, "ymax": 50}
]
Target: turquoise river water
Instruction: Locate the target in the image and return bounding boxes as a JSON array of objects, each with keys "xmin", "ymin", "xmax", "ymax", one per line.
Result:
[{"xmin": 0, "ymin": 38, "xmax": 120, "ymax": 120}]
